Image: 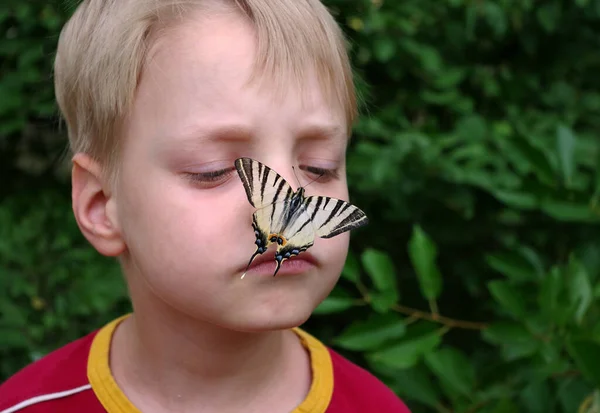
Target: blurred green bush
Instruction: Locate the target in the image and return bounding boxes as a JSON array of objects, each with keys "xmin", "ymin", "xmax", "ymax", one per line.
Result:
[{"xmin": 1, "ymin": 1, "xmax": 599, "ymax": 412}]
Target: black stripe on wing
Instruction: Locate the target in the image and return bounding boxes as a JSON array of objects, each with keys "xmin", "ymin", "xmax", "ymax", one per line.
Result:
[
  {"xmin": 234, "ymin": 158, "xmax": 294, "ymax": 209},
  {"xmin": 302, "ymin": 196, "xmax": 369, "ymax": 239},
  {"xmin": 321, "ymin": 207, "xmax": 368, "ymax": 238}
]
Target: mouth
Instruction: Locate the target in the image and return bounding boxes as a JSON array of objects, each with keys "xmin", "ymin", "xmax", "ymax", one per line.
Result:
[{"xmin": 239, "ymin": 248, "xmax": 319, "ymax": 277}]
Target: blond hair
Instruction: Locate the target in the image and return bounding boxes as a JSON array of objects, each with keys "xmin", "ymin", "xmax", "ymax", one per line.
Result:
[{"xmin": 54, "ymin": 0, "xmax": 357, "ymax": 182}]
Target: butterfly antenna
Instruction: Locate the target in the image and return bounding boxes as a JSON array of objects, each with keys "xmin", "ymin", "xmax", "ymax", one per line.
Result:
[
  {"xmin": 291, "ymin": 165, "xmax": 324, "ymax": 191},
  {"xmin": 302, "ymin": 172, "xmax": 325, "ymax": 190},
  {"xmin": 291, "ymin": 165, "xmax": 302, "ymax": 189}
]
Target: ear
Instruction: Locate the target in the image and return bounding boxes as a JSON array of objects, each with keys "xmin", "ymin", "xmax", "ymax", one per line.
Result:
[{"xmin": 71, "ymin": 153, "xmax": 126, "ymax": 257}]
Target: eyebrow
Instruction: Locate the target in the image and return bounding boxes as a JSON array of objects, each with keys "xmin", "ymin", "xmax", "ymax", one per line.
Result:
[
  {"xmin": 158, "ymin": 123, "xmax": 254, "ymax": 151},
  {"xmin": 160, "ymin": 121, "xmax": 346, "ymax": 150},
  {"xmin": 296, "ymin": 124, "xmax": 346, "ymax": 141},
  {"xmin": 180, "ymin": 123, "xmax": 254, "ymax": 143}
]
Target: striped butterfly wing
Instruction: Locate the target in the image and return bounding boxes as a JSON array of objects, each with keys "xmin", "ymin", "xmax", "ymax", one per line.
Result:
[
  {"xmin": 234, "ymin": 157, "xmax": 294, "ymax": 209},
  {"xmin": 270, "ymin": 196, "xmax": 369, "ymax": 276},
  {"xmin": 302, "ymin": 196, "xmax": 369, "ymax": 239}
]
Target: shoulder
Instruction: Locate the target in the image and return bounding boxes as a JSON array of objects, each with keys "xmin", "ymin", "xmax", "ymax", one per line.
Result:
[
  {"xmin": 328, "ymin": 348, "xmax": 411, "ymax": 412},
  {"xmin": 0, "ymin": 331, "xmax": 98, "ymax": 413}
]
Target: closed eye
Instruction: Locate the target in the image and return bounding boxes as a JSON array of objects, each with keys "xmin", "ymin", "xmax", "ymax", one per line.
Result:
[
  {"xmin": 184, "ymin": 167, "xmax": 235, "ymax": 187},
  {"xmin": 299, "ymin": 165, "xmax": 339, "ymax": 182}
]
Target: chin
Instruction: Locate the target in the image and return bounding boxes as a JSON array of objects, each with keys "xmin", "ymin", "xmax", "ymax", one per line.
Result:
[
  {"xmin": 216, "ymin": 264, "xmax": 339, "ymax": 334},
  {"xmin": 223, "ymin": 301, "xmax": 318, "ymax": 333}
]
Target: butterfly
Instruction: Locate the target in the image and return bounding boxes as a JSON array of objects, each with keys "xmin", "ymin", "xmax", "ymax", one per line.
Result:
[{"xmin": 234, "ymin": 157, "xmax": 369, "ymax": 277}]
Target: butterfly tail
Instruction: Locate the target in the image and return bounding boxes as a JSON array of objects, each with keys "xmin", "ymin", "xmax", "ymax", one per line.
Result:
[
  {"xmin": 273, "ymin": 256, "xmax": 284, "ymax": 277},
  {"xmin": 245, "ymin": 248, "xmax": 263, "ymax": 272}
]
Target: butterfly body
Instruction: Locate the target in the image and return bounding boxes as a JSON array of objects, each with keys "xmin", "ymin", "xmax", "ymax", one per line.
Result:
[{"xmin": 235, "ymin": 158, "xmax": 368, "ymax": 277}]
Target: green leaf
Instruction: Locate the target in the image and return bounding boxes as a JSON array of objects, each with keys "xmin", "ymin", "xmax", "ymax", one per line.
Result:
[
  {"xmin": 540, "ymin": 199, "xmax": 598, "ymax": 222},
  {"xmin": 566, "ymin": 338, "xmax": 600, "ymax": 387},
  {"xmin": 421, "ymin": 89, "xmax": 462, "ymax": 106},
  {"xmin": 433, "ymin": 67, "xmax": 467, "ymax": 89},
  {"xmin": 491, "ymin": 190, "xmax": 538, "ymax": 210},
  {"xmin": 361, "ymin": 248, "xmax": 398, "ymax": 297},
  {"xmin": 556, "ymin": 124, "xmax": 577, "ymax": 186},
  {"xmin": 373, "ymin": 37, "xmax": 395, "ymax": 63},
  {"xmin": 520, "ymin": 381, "xmax": 552, "ymax": 413},
  {"xmin": 408, "ymin": 225, "xmax": 442, "ymax": 301},
  {"xmin": 367, "ymin": 332, "xmax": 442, "ymax": 369},
  {"xmin": 488, "ymin": 280, "xmax": 527, "ymax": 318},
  {"xmin": 539, "ymin": 267, "xmax": 564, "ymax": 322},
  {"xmin": 538, "ymin": 340, "xmax": 564, "ymax": 369},
  {"xmin": 485, "ymin": 250, "xmax": 541, "ymax": 282},
  {"xmin": 334, "ymin": 313, "xmax": 406, "ymax": 351},
  {"xmin": 369, "ymin": 290, "xmax": 400, "ymax": 313},
  {"xmin": 483, "ymin": 2, "xmax": 508, "ymax": 38},
  {"xmin": 400, "ymin": 39, "xmax": 443, "ymax": 73},
  {"xmin": 482, "ymin": 322, "xmax": 539, "ymax": 360},
  {"xmin": 536, "ymin": 2, "xmax": 561, "ymax": 33},
  {"xmin": 557, "ymin": 376, "xmax": 595, "ymax": 412},
  {"xmin": 508, "ymin": 138, "xmax": 556, "ymax": 186},
  {"xmin": 455, "ymin": 114, "xmax": 487, "ymax": 141},
  {"xmin": 567, "ymin": 258, "xmax": 593, "ymax": 324},
  {"xmin": 465, "ymin": 5, "xmax": 477, "ymax": 39},
  {"xmin": 424, "ymin": 347, "xmax": 475, "ymax": 398},
  {"xmin": 312, "ymin": 297, "xmax": 357, "ymax": 315},
  {"xmin": 393, "ymin": 367, "xmax": 440, "ymax": 408},
  {"xmin": 483, "ymin": 322, "xmax": 533, "ymax": 344}
]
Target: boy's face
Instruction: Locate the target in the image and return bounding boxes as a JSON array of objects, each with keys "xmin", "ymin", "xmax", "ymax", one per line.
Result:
[{"xmin": 113, "ymin": 10, "xmax": 350, "ymax": 331}]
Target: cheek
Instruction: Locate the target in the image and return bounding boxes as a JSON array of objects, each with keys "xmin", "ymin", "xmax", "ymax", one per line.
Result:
[
  {"xmin": 116, "ymin": 171, "xmax": 253, "ymax": 277},
  {"xmin": 314, "ymin": 231, "xmax": 349, "ymax": 272}
]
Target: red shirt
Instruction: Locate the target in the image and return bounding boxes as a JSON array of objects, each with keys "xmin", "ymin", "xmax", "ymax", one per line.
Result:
[{"xmin": 0, "ymin": 316, "xmax": 410, "ymax": 413}]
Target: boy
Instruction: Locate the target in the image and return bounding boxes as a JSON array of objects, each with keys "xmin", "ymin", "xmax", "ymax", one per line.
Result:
[{"xmin": 0, "ymin": 0, "xmax": 410, "ymax": 412}]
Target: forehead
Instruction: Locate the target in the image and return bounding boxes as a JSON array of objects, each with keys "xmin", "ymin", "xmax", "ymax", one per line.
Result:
[{"xmin": 132, "ymin": 10, "xmax": 346, "ymax": 139}]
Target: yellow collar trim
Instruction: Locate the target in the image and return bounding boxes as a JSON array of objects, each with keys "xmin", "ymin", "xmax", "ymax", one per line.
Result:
[{"xmin": 88, "ymin": 315, "xmax": 333, "ymax": 413}]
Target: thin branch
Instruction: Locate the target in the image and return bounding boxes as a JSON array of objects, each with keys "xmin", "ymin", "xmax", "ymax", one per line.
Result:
[
  {"xmin": 355, "ymin": 280, "xmax": 371, "ymax": 302},
  {"xmin": 429, "ymin": 299, "xmax": 439, "ymax": 319},
  {"xmin": 392, "ymin": 304, "xmax": 489, "ymax": 330},
  {"xmin": 552, "ymin": 369, "xmax": 580, "ymax": 379},
  {"xmin": 404, "ymin": 313, "xmax": 420, "ymax": 326}
]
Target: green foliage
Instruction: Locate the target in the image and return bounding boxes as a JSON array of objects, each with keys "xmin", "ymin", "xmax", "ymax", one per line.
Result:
[
  {"xmin": 1, "ymin": 1, "xmax": 600, "ymax": 412},
  {"xmin": 0, "ymin": 190, "xmax": 128, "ymax": 379}
]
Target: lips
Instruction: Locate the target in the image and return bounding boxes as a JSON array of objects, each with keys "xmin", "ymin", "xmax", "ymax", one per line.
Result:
[{"xmin": 240, "ymin": 247, "xmax": 319, "ymax": 276}]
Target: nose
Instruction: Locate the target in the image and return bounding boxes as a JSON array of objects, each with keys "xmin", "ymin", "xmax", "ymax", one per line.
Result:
[{"xmin": 252, "ymin": 156, "xmax": 301, "ymax": 191}]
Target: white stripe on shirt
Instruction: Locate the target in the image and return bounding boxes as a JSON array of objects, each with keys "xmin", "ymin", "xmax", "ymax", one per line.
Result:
[{"xmin": 0, "ymin": 384, "xmax": 92, "ymax": 413}]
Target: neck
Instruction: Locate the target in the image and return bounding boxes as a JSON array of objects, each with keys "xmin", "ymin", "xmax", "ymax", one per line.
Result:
[{"xmin": 110, "ymin": 280, "xmax": 311, "ymax": 412}]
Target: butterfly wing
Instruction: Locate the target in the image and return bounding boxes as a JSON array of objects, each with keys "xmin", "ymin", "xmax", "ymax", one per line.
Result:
[
  {"xmin": 234, "ymin": 157, "xmax": 294, "ymax": 209},
  {"xmin": 269, "ymin": 195, "xmax": 370, "ymax": 275},
  {"xmin": 302, "ymin": 196, "xmax": 369, "ymax": 239}
]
